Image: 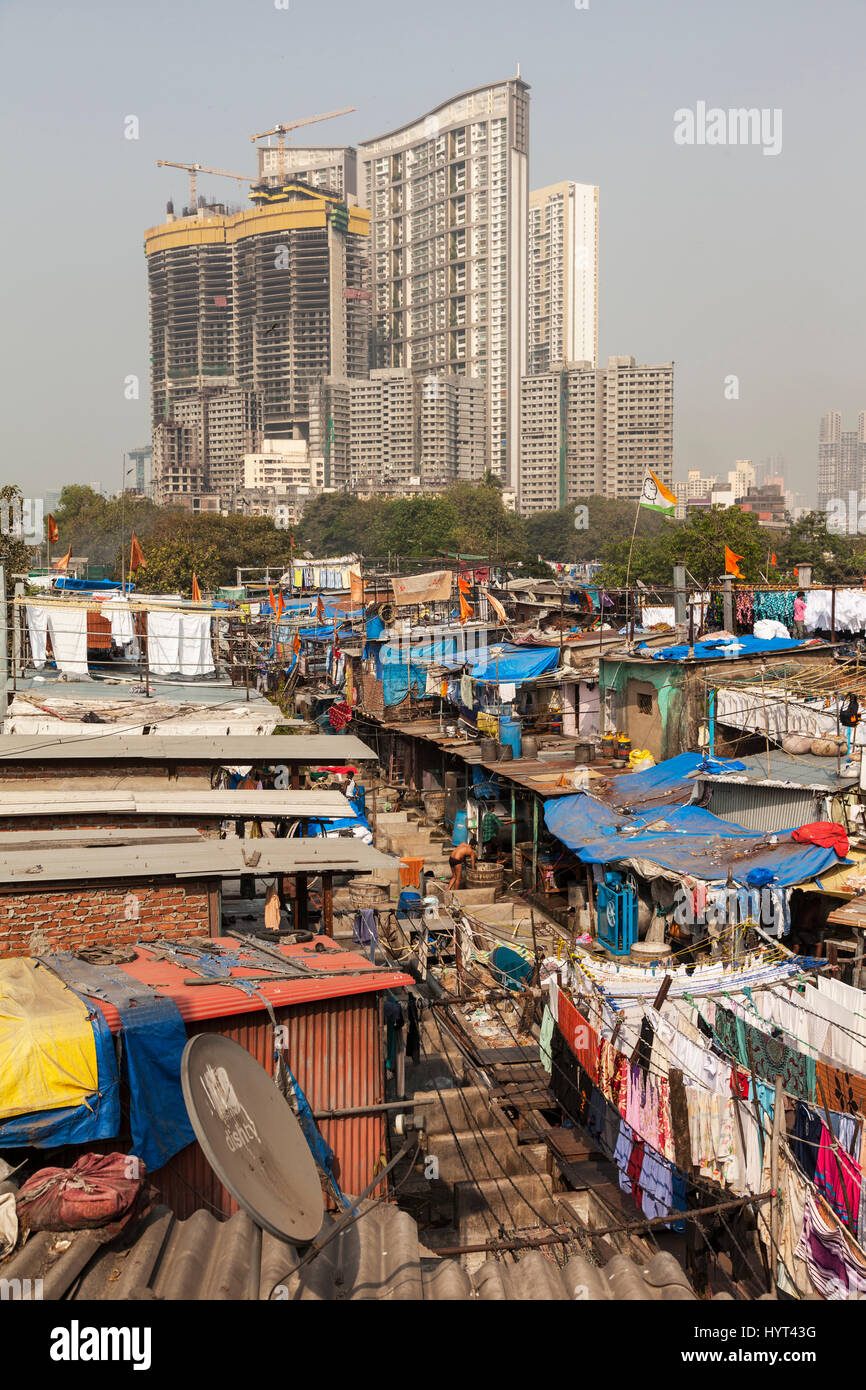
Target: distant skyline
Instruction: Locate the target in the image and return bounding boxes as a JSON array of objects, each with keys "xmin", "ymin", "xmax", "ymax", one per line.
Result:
[{"xmin": 2, "ymin": 0, "xmax": 865, "ymax": 505}]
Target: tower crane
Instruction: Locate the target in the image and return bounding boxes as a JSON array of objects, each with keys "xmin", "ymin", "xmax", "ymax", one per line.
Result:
[
  {"xmin": 250, "ymin": 107, "xmax": 355, "ymax": 182},
  {"xmin": 156, "ymin": 160, "xmax": 255, "ymax": 211}
]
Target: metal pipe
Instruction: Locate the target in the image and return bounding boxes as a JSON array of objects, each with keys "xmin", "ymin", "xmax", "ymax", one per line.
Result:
[{"xmin": 311, "ymin": 1098, "xmax": 435, "ymax": 1120}]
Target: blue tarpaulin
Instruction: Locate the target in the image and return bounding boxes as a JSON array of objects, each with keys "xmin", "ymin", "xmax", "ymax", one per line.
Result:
[
  {"xmin": 543, "ymin": 796, "xmax": 842, "ymax": 885},
  {"xmin": 637, "ymin": 634, "xmax": 809, "ymax": 662},
  {"xmin": 470, "ymin": 645, "xmax": 559, "ymax": 684},
  {"xmin": 593, "ymin": 752, "xmax": 746, "ymax": 813},
  {"xmin": 41, "ymin": 954, "xmax": 196, "ymax": 1174}
]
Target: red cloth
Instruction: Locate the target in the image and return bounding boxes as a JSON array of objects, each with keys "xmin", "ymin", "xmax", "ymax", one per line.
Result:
[
  {"xmin": 328, "ymin": 701, "xmax": 352, "ymax": 731},
  {"xmin": 791, "ymin": 822, "xmax": 849, "ymax": 858},
  {"xmin": 16, "ymin": 1153, "xmax": 153, "ymax": 1233},
  {"xmin": 557, "ymin": 989, "xmax": 599, "ymax": 1083}
]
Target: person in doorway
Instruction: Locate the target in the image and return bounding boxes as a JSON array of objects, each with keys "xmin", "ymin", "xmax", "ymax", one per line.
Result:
[
  {"xmin": 448, "ymin": 837, "xmax": 477, "ymax": 890},
  {"xmin": 793, "ymin": 590, "xmax": 806, "ymax": 638}
]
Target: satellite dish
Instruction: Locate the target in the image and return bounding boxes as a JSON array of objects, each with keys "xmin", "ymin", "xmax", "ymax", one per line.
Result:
[{"xmin": 181, "ymin": 1034, "xmax": 325, "ymax": 1244}]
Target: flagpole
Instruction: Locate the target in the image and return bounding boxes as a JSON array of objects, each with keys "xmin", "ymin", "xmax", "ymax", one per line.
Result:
[{"xmin": 624, "ymin": 492, "xmax": 642, "ymax": 651}]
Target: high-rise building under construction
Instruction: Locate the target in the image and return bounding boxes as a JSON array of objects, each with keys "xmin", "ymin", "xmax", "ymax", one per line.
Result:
[{"xmin": 145, "ymin": 181, "xmax": 371, "ymax": 503}]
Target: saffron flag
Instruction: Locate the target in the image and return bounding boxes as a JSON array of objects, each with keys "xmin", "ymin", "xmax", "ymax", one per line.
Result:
[
  {"xmin": 276, "ymin": 588, "xmax": 284, "ymax": 619},
  {"xmin": 292, "ymin": 630, "xmax": 301, "ymax": 654},
  {"xmin": 771, "ymin": 553, "xmax": 777, "ymax": 567},
  {"xmin": 725, "ymin": 545, "xmax": 744, "ymax": 578},
  {"xmin": 52, "ymin": 545, "xmax": 71, "ymax": 572},
  {"xmin": 269, "ymin": 585, "xmax": 277, "ymax": 612},
  {"xmin": 191, "ymin": 573, "xmax": 201, "ymax": 601},
  {"xmin": 349, "ymin": 567, "xmax": 363, "ymax": 606},
  {"xmin": 316, "ymin": 595, "xmax": 326, "ymax": 624},
  {"xmin": 483, "ymin": 588, "xmax": 508, "ymax": 624},
  {"xmin": 639, "ymin": 467, "xmax": 677, "ymax": 514},
  {"xmin": 459, "ymin": 590, "xmax": 473, "ymax": 625},
  {"xmin": 46, "ymin": 514, "xmax": 59, "ymax": 544},
  {"xmin": 458, "ymin": 574, "xmax": 472, "ymax": 595},
  {"xmin": 129, "ymin": 533, "xmax": 146, "ymax": 572}
]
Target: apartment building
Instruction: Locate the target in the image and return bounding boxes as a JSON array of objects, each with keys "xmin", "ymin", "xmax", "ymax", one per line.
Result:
[
  {"xmin": 528, "ymin": 182, "xmax": 598, "ymax": 374},
  {"xmin": 358, "ymin": 77, "xmax": 530, "ymax": 487},
  {"xmin": 152, "ymin": 388, "xmax": 263, "ymax": 504},
  {"xmin": 518, "ymin": 357, "xmax": 673, "ymax": 515},
  {"xmin": 145, "ymin": 182, "xmax": 371, "ymax": 501},
  {"xmin": 309, "ymin": 368, "xmax": 486, "ymax": 490},
  {"xmin": 242, "ymin": 439, "xmax": 323, "ymax": 490},
  {"xmin": 818, "ymin": 411, "xmax": 866, "ymax": 510}
]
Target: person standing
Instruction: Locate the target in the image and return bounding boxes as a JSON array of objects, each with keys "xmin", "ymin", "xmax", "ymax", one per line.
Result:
[{"xmin": 793, "ymin": 590, "xmax": 806, "ymax": 638}]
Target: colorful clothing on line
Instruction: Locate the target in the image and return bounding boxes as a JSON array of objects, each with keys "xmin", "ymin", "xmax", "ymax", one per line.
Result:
[
  {"xmin": 814, "ymin": 1126, "xmax": 862, "ymax": 1228},
  {"xmin": 796, "ymin": 1191, "xmax": 866, "ymax": 1300}
]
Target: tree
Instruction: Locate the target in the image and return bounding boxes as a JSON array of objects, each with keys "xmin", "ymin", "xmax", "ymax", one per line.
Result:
[
  {"xmin": 134, "ymin": 537, "xmax": 222, "ymax": 597},
  {"xmin": 0, "ymin": 484, "xmax": 38, "ymax": 580}
]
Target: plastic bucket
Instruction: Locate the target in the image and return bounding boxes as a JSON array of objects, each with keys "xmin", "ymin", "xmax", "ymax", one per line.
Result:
[
  {"xmin": 498, "ymin": 717, "xmax": 522, "ymax": 760},
  {"xmin": 452, "ymin": 809, "xmax": 468, "ymax": 846}
]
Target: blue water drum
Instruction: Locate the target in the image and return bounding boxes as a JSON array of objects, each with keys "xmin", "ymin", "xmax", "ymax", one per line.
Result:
[
  {"xmin": 452, "ymin": 809, "xmax": 468, "ymax": 846},
  {"xmin": 397, "ymin": 889, "xmax": 422, "ymax": 914},
  {"xmin": 365, "ymin": 615, "xmax": 385, "ymax": 639},
  {"xmin": 498, "ymin": 717, "xmax": 522, "ymax": 760}
]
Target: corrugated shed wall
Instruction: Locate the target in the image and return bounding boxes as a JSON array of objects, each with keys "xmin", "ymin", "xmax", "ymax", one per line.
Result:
[
  {"xmin": 153, "ymin": 993, "xmax": 385, "ymax": 1218},
  {"xmin": 703, "ymin": 782, "xmax": 824, "ymax": 834}
]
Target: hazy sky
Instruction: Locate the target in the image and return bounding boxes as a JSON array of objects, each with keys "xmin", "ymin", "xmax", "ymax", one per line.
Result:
[{"xmin": 1, "ymin": 0, "xmax": 864, "ymax": 502}]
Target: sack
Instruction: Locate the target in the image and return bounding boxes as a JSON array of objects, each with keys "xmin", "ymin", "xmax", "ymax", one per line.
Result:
[
  {"xmin": 781, "ymin": 734, "xmax": 813, "ymax": 756},
  {"xmin": 16, "ymin": 1152, "xmax": 151, "ymax": 1234},
  {"xmin": 811, "ymin": 737, "xmax": 846, "ymax": 757}
]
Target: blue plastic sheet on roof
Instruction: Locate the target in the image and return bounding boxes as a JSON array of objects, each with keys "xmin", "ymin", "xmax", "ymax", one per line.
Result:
[
  {"xmin": 0, "ymin": 1002, "xmax": 120, "ymax": 1148},
  {"xmin": 595, "ymin": 751, "xmax": 746, "ymax": 812},
  {"xmin": 637, "ymin": 634, "xmax": 808, "ymax": 661},
  {"xmin": 543, "ymin": 796, "xmax": 841, "ymax": 885},
  {"xmin": 51, "ymin": 577, "xmax": 131, "ymax": 592},
  {"xmin": 470, "ymin": 645, "xmax": 559, "ymax": 684},
  {"xmin": 39, "ymin": 954, "xmax": 195, "ymax": 1174}
]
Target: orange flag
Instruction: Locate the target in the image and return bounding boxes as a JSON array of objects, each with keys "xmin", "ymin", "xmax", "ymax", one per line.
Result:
[
  {"xmin": 52, "ymin": 545, "xmax": 71, "ymax": 572},
  {"xmin": 484, "ymin": 588, "xmax": 508, "ymax": 624},
  {"xmin": 47, "ymin": 514, "xmax": 59, "ymax": 544},
  {"xmin": 724, "ymin": 545, "xmax": 744, "ymax": 578},
  {"xmin": 269, "ymin": 584, "xmax": 277, "ymax": 612},
  {"xmin": 459, "ymin": 590, "xmax": 473, "ymax": 624},
  {"xmin": 316, "ymin": 595, "xmax": 326, "ymax": 624},
  {"xmin": 130, "ymin": 532, "xmax": 146, "ymax": 572},
  {"xmin": 458, "ymin": 574, "xmax": 472, "ymax": 595},
  {"xmin": 292, "ymin": 630, "xmax": 301, "ymax": 654},
  {"xmin": 191, "ymin": 573, "xmax": 201, "ymax": 601},
  {"xmin": 770, "ymin": 553, "xmax": 777, "ymax": 567},
  {"xmin": 276, "ymin": 588, "xmax": 284, "ymax": 619}
]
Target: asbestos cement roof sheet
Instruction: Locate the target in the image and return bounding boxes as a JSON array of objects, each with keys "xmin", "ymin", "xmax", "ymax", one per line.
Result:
[
  {"xmin": 0, "ymin": 789, "xmax": 356, "ymax": 819},
  {"xmin": 0, "ymin": 837, "xmax": 396, "ymax": 886},
  {"xmin": 0, "ymin": 1197, "xmax": 705, "ymax": 1301},
  {"xmin": 0, "ymin": 734, "xmax": 376, "ymax": 764}
]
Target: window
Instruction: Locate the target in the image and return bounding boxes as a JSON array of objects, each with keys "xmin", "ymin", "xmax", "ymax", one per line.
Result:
[{"xmin": 637, "ymin": 692, "xmax": 653, "ymax": 716}]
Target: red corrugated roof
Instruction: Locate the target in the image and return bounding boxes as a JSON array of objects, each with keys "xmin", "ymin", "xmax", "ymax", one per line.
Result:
[{"xmin": 85, "ymin": 937, "xmax": 412, "ymax": 1029}]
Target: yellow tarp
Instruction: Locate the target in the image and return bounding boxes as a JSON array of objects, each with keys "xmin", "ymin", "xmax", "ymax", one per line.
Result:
[
  {"xmin": 809, "ymin": 843, "xmax": 866, "ymax": 898},
  {"xmin": 0, "ymin": 959, "xmax": 98, "ymax": 1119}
]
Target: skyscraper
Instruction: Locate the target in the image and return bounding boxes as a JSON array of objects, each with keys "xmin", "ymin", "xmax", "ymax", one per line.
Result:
[
  {"xmin": 817, "ymin": 411, "xmax": 866, "ymax": 510},
  {"xmin": 528, "ymin": 182, "xmax": 598, "ymax": 374},
  {"xmin": 145, "ymin": 182, "xmax": 371, "ymax": 502},
  {"xmin": 358, "ymin": 77, "xmax": 530, "ymax": 487}
]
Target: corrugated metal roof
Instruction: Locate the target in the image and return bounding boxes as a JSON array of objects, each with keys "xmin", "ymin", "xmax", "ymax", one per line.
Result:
[
  {"xmin": 702, "ymin": 781, "xmax": 826, "ymax": 834},
  {"xmin": 0, "ymin": 734, "xmax": 376, "ymax": 763},
  {"xmin": 64, "ymin": 937, "xmax": 413, "ymax": 1027},
  {"xmin": 0, "ymin": 1200, "xmax": 708, "ymax": 1300},
  {"xmin": 0, "ymin": 789, "xmax": 355, "ymax": 819},
  {"xmin": 0, "ymin": 837, "xmax": 396, "ymax": 885}
]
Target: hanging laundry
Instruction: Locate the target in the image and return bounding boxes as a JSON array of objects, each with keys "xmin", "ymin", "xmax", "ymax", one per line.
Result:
[
  {"xmin": 814, "ymin": 1126, "xmax": 862, "ymax": 1227},
  {"xmin": 796, "ymin": 1191, "xmax": 866, "ymax": 1299},
  {"xmin": 26, "ymin": 603, "xmax": 90, "ymax": 677}
]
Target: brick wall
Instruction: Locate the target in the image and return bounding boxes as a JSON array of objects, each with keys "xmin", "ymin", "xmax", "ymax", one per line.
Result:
[
  {"xmin": 0, "ymin": 877, "xmax": 215, "ymax": 958},
  {"xmin": 0, "ymin": 814, "xmax": 222, "ymax": 837}
]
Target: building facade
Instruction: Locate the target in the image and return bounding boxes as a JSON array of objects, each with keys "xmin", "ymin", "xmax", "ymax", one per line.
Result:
[
  {"xmin": 818, "ymin": 411, "xmax": 866, "ymax": 511},
  {"xmin": 145, "ymin": 183, "xmax": 371, "ymax": 503},
  {"xmin": 528, "ymin": 181, "xmax": 598, "ymax": 374},
  {"xmin": 309, "ymin": 368, "xmax": 486, "ymax": 491},
  {"xmin": 256, "ymin": 145, "xmax": 358, "ymax": 199},
  {"xmin": 358, "ymin": 78, "xmax": 530, "ymax": 487},
  {"xmin": 518, "ymin": 357, "xmax": 673, "ymax": 514}
]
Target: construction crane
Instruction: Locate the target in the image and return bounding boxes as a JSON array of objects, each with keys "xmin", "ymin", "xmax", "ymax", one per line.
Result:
[
  {"xmin": 156, "ymin": 160, "xmax": 255, "ymax": 212},
  {"xmin": 250, "ymin": 107, "xmax": 356, "ymax": 183}
]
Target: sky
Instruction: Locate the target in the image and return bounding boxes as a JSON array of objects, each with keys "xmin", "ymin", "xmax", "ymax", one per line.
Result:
[{"xmin": 1, "ymin": 0, "xmax": 864, "ymax": 503}]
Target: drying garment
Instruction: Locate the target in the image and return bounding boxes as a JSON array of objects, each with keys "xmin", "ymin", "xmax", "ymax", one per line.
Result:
[
  {"xmin": 668, "ymin": 1069, "xmax": 693, "ymax": 1170},
  {"xmin": 797, "ymin": 1190, "xmax": 866, "ymax": 1300},
  {"xmin": 814, "ymin": 1126, "xmax": 862, "ymax": 1228},
  {"xmin": 264, "ymin": 882, "xmax": 282, "ymax": 931},
  {"xmin": 587, "ymin": 1085, "xmax": 606, "ymax": 1145},
  {"xmin": 406, "ymin": 994, "xmax": 421, "ymax": 1065},
  {"xmin": 498, "ymin": 682, "xmax": 517, "ymax": 702},
  {"xmin": 103, "ymin": 599, "xmax": 139, "ymax": 658},
  {"xmin": 753, "ymin": 618, "xmax": 791, "ymax": 641},
  {"xmin": 626, "ymin": 1135, "xmax": 646, "ymax": 1208},
  {"xmin": 712, "ymin": 1003, "xmax": 815, "ymax": 1102},
  {"xmin": 734, "ymin": 589, "xmax": 755, "ymax": 628},
  {"xmin": 551, "ymin": 1024, "xmax": 585, "ymax": 1121},
  {"xmin": 353, "ymin": 908, "xmax": 378, "ymax": 955},
  {"xmin": 817, "ymin": 1060, "xmax": 866, "ymax": 1119},
  {"xmin": 40, "ymin": 953, "xmax": 195, "ymax": 1174},
  {"xmin": 557, "ymin": 988, "xmax": 599, "ymax": 1083},
  {"xmin": 638, "ymin": 1151, "xmax": 674, "ymax": 1221},
  {"xmin": 754, "ymin": 589, "xmax": 795, "ymax": 628},
  {"xmin": 614, "ymin": 1119, "xmax": 636, "ymax": 1194},
  {"xmin": 26, "ymin": 603, "xmax": 90, "ymax": 676},
  {"xmin": 790, "ymin": 1102, "xmax": 823, "ymax": 1181},
  {"xmin": 329, "ymin": 701, "xmax": 352, "ymax": 731},
  {"xmin": 459, "ymin": 673, "xmax": 474, "ymax": 708},
  {"xmin": 792, "ymin": 821, "xmax": 850, "ymax": 858},
  {"xmin": 805, "ymin": 588, "xmax": 866, "ymax": 634},
  {"xmin": 539, "ymin": 1004, "xmax": 554, "ymax": 1075},
  {"xmin": 146, "ymin": 610, "xmax": 214, "ymax": 677}
]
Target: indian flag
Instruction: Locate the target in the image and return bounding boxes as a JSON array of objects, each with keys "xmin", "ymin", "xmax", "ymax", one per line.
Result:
[{"xmin": 639, "ymin": 467, "xmax": 677, "ymax": 515}]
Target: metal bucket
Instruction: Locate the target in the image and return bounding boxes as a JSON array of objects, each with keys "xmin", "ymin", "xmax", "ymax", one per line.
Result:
[
  {"xmin": 480, "ymin": 737, "xmax": 499, "ymax": 762},
  {"xmin": 497, "ymin": 742, "xmax": 513, "ymax": 761},
  {"xmin": 573, "ymin": 740, "xmax": 593, "ymax": 764},
  {"xmin": 521, "ymin": 734, "xmax": 539, "ymax": 760},
  {"xmin": 465, "ymin": 863, "xmax": 505, "ymax": 892}
]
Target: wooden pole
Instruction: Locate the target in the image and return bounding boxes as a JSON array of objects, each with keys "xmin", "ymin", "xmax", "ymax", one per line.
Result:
[
  {"xmin": 296, "ymin": 872, "xmax": 309, "ymax": 935},
  {"xmin": 322, "ymin": 872, "xmax": 333, "ymax": 938}
]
